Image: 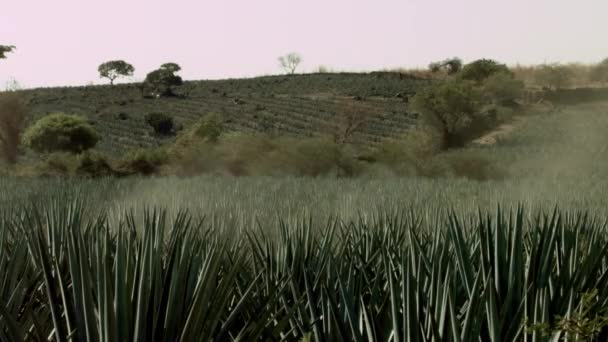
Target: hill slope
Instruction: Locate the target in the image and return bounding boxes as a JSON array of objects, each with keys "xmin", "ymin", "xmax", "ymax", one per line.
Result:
[{"xmin": 17, "ymin": 72, "xmax": 431, "ymax": 156}]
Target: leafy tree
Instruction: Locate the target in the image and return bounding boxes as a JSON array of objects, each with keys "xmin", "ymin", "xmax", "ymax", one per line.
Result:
[
  {"xmin": 278, "ymin": 52, "xmax": 302, "ymax": 74},
  {"xmin": 23, "ymin": 113, "xmax": 99, "ymax": 153},
  {"xmin": 411, "ymin": 79, "xmax": 483, "ymax": 148},
  {"xmin": 460, "ymin": 59, "xmax": 512, "ymax": 82},
  {"xmin": 143, "ymin": 63, "xmax": 183, "ymax": 97},
  {"xmin": 160, "ymin": 63, "xmax": 181, "ymax": 73},
  {"xmin": 98, "ymin": 60, "xmax": 135, "ymax": 85},
  {"xmin": 0, "ymin": 45, "xmax": 15, "ymax": 59},
  {"xmin": 0, "ymin": 93, "xmax": 26, "ymax": 164}
]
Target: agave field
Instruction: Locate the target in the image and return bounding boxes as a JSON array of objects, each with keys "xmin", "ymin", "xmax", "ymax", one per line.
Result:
[
  {"xmin": 1, "ymin": 176, "xmax": 608, "ymax": 341},
  {"xmin": 16, "ymin": 72, "xmax": 427, "ymax": 156}
]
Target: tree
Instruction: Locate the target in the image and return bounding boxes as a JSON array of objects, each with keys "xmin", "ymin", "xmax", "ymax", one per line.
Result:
[
  {"xmin": 460, "ymin": 59, "xmax": 512, "ymax": 83},
  {"xmin": 411, "ymin": 79, "xmax": 483, "ymax": 148},
  {"xmin": 0, "ymin": 45, "xmax": 15, "ymax": 59},
  {"xmin": 98, "ymin": 60, "xmax": 135, "ymax": 85},
  {"xmin": 278, "ymin": 52, "xmax": 302, "ymax": 74},
  {"xmin": 0, "ymin": 93, "xmax": 26, "ymax": 164},
  {"xmin": 23, "ymin": 113, "xmax": 99, "ymax": 153},
  {"xmin": 535, "ymin": 63, "xmax": 573, "ymax": 90},
  {"xmin": 590, "ymin": 58, "xmax": 608, "ymax": 83},
  {"xmin": 429, "ymin": 57, "xmax": 463, "ymax": 75},
  {"xmin": 143, "ymin": 63, "xmax": 183, "ymax": 97},
  {"xmin": 323, "ymin": 99, "xmax": 382, "ymax": 145}
]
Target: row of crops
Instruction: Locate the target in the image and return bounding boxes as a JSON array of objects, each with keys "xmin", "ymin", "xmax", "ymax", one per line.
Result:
[
  {"xmin": 1, "ymin": 198, "xmax": 607, "ymax": 340},
  {"xmin": 16, "ymin": 73, "xmax": 427, "ymax": 156},
  {"xmin": 1, "ymin": 176, "xmax": 608, "ymax": 341}
]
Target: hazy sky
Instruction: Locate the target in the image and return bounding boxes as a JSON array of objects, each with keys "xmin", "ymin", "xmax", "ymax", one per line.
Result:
[{"xmin": 1, "ymin": 0, "xmax": 607, "ymax": 88}]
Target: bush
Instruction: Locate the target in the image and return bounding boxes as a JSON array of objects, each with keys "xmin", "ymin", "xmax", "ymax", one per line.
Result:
[
  {"xmin": 116, "ymin": 148, "xmax": 169, "ymax": 176},
  {"xmin": 482, "ymin": 72, "xmax": 524, "ymax": 105},
  {"xmin": 194, "ymin": 113, "xmax": 223, "ymax": 142},
  {"xmin": 75, "ymin": 151, "xmax": 116, "ymax": 177},
  {"xmin": 0, "ymin": 93, "xmax": 26, "ymax": 164},
  {"xmin": 145, "ymin": 113, "xmax": 174, "ymax": 135},
  {"xmin": 460, "ymin": 59, "xmax": 512, "ymax": 83},
  {"xmin": 535, "ymin": 63, "xmax": 573, "ymax": 90},
  {"xmin": 371, "ymin": 126, "xmax": 443, "ymax": 175},
  {"xmin": 23, "ymin": 113, "xmax": 99, "ymax": 153},
  {"xmin": 411, "ymin": 79, "xmax": 485, "ymax": 148},
  {"xmin": 264, "ymin": 137, "xmax": 355, "ymax": 177}
]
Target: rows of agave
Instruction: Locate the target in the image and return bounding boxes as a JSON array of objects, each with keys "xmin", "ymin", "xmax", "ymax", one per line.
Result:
[{"xmin": 1, "ymin": 200, "xmax": 608, "ymax": 341}]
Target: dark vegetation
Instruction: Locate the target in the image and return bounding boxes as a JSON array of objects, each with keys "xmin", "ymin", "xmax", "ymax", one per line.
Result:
[{"xmin": 0, "ymin": 93, "xmax": 26, "ymax": 164}]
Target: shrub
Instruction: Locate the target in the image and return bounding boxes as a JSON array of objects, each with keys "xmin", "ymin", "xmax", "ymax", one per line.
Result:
[
  {"xmin": 460, "ymin": 59, "xmax": 512, "ymax": 83},
  {"xmin": 411, "ymin": 79, "xmax": 485, "ymax": 148},
  {"xmin": 23, "ymin": 113, "xmax": 99, "ymax": 153},
  {"xmin": 32, "ymin": 152, "xmax": 79, "ymax": 177},
  {"xmin": 145, "ymin": 113, "xmax": 174, "ymax": 135},
  {"xmin": 75, "ymin": 151, "xmax": 116, "ymax": 177},
  {"xmin": 372, "ymin": 126, "xmax": 443, "ymax": 175},
  {"xmin": 0, "ymin": 93, "xmax": 26, "ymax": 164},
  {"xmin": 482, "ymin": 72, "xmax": 524, "ymax": 105},
  {"xmin": 535, "ymin": 63, "xmax": 573, "ymax": 89},
  {"xmin": 263, "ymin": 137, "xmax": 360, "ymax": 177},
  {"xmin": 194, "ymin": 113, "xmax": 223, "ymax": 142},
  {"xmin": 116, "ymin": 148, "xmax": 169, "ymax": 176}
]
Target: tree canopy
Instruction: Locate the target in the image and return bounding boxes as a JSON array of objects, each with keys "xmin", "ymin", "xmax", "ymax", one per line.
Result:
[{"xmin": 98, "ymin": 60, "xmax": 135, "ymax": 85}]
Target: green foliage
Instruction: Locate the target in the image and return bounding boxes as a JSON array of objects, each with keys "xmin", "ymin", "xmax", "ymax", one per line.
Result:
[
  {"xmin": 194, "ymin": 113, "xmax": 223, "ymax": 143},
  {"xmin": 145, "ymin": 112, "xmax": 174, "ymax": 135},
  {"xmin": 482, "ymin": 72, "xmax": 525, "ymax": 104},
  {"xmin": 116, "ymin": 148, "xmax": 169, "ymax": 175},
  {"xmin": 75, "ymin": 151, "xmax": 116, "ymax": 177},
  {"xmin": 0, "ymin": 45, "xmax": 15, "ymax": 59},
  {"xmin": 98, "ymin": 60, "xmax": 135, "ymax": 85},
  {"xmin": 535, "ymin": 63, "xmax": 573, "ymax": 89},
  {"xmin": 460, "ymin": 59, "xmax": 512, "ymax": 82},
  {"xmin": 411, "ymin": 78, "xmax": 484, "ymax": 147},
  {"xmin": 23, "ymin": 113, "xmax": 99, "ymax": 153},
  {"xmin": 143, "ymin": 63, "xmax": 183, "ymax": 97},
  {"xmin": 0, "ymin": 197, "xmax": 608, "ymax": 340}
]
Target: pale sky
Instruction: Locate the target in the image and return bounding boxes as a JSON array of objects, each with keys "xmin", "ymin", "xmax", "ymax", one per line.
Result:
[{"xmin": 1, "ymin": 0, "xmax": 607, "ymax": 88}]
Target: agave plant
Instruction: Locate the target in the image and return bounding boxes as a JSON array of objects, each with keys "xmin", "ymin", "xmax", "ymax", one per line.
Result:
[{"xmin": 1, "ymin": 198, "xmax": 608, "ymax": 341}]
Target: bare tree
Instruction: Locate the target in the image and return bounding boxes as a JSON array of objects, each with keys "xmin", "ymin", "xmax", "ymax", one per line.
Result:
[
  {"xmin": 323, "ymin": 99, "xmax": 382, "ymax": 144},
  {"xmin": 0, "ymin": 93, "xmax": 26, "ymax": 164},
  {"xmin": 278, "ymin": 52, "xmax": 302, "ymax": 74}
]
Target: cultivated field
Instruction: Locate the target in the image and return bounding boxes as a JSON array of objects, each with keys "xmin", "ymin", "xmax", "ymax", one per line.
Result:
[
  {"xmin": 16, "ymin": 73, "xmax": 429, "ymax": 156},
  {"xmin": 2, "ymin": 101, "xmax": 608, "ymax": 340}
]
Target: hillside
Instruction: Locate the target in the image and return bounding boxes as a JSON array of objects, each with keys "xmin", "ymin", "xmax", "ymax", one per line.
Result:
[{"xmin": 17, "ymin": 72, "xmax": 431, "ymax": 156}]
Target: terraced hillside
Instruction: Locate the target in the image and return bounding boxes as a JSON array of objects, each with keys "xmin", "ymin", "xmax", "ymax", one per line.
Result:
[{"xmin": 17, "ymin": 72, "xmax": 431, "ymax": 155}]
